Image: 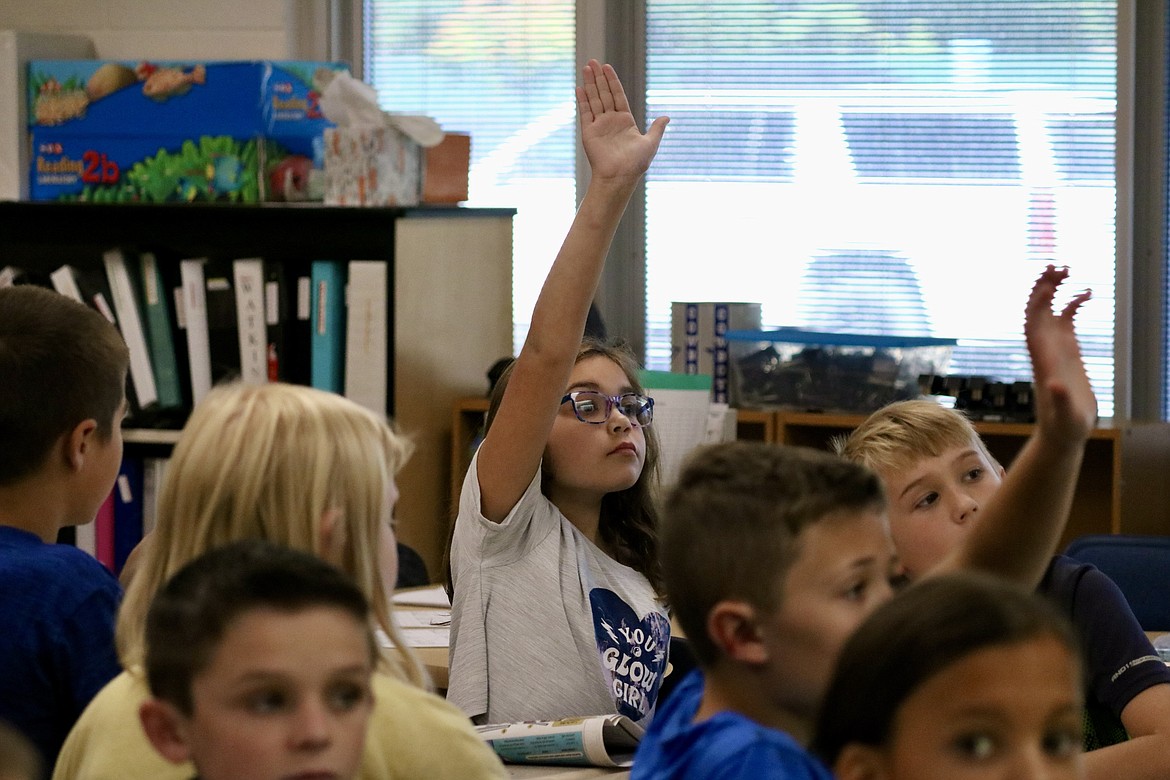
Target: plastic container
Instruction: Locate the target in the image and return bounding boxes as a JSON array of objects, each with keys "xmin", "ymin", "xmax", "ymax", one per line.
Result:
[
  {"xmin": 726, "ymin": 328, "xmax": 956, "ymax": 413},
  {"xmin": 1153, "ymin": 633, "xmax": 1170, "ymax": 663}
]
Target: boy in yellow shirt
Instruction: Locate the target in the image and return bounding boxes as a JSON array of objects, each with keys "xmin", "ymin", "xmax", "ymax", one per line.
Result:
[{"xmin": 139, "ymin": 539, "xmax": 377, "ymax": 780}]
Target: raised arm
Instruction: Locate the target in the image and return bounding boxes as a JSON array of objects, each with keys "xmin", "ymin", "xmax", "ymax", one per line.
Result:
[
  {"xmin": 941, "ymin": 264, "xmax": 1096, "ymax": 583},
  {"xmin": 475, "ymin": 60, "xmax": 669, "ymax": 522}
]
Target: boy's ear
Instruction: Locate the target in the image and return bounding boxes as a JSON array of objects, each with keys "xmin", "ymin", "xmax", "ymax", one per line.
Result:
[
  {"xmin": 138, "ymin": 699, "xmax": 193, "ymax": 765},
  {"xmin": 63, "ymin": 419, "xmax": 100, "ymax": 471},
  {"xmin": 318, "ymin": 507, "xmax": 348, "ymax": 567},
  {"xmin": 833, "ymin": 743, "xmax": 888, "ymax": 780},
  {"xmin": 706, "ymin": 600, "xmax": 768, "ymax": 665}
]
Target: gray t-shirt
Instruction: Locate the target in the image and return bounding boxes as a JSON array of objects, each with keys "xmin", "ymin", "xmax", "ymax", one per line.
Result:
[{"xmin": 447, "ymin": 451, "xmax": 670, "ymax": 725}]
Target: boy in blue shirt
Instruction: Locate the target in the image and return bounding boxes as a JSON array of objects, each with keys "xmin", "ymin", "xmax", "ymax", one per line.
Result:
[
  {"xmin": 632, "ymin": 265, "xmax": 1098, "ymax": 779},
  {"xmin": 0, "ymin": 285, "xmax": 129, "ymax": 769}
]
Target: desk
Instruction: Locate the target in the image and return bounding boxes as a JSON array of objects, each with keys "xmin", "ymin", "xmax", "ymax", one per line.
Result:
[
  {"xmin": 392, "ymin": 586, "xmax": 453, "ymax": 690},
  {"xmin": 507, "ymin": 767, "xmax": 629, "ymax": 779},
  {"xmin": 415, "ymin": 645, "xmax": 449, "ymax": 691}
]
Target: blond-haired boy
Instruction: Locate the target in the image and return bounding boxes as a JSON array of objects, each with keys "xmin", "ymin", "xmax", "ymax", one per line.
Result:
[{"xmin": 838, "ymin": 401, "xmax": 1170, "ymax": 775}]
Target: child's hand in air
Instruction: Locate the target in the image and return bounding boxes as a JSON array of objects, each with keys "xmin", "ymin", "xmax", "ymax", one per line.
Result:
[
  {"xmin": 576, "ymin": 59, "xmax": 669, "ymax": 185},
  {"xmin": 1025, "ymin": 264, "xmax": 1097, "ymax": 446}
]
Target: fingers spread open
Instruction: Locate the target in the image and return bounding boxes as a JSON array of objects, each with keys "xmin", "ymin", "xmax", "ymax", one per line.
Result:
[{"xmin": 1061, "ymin": 288, "xmax": 1093, "ymax": 319}]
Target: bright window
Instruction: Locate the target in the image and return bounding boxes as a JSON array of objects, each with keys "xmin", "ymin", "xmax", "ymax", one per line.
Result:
[
  {"xmin": 363, "ymin": 0, "xmax": 577, "ymax": 355},
  {"xmin": 643, "ymin": 1, "xmax": 1118, "ymax": 417},
  {"xmin": 363, "ymin": 2, "xmax": 1119, "ymax": 417}
]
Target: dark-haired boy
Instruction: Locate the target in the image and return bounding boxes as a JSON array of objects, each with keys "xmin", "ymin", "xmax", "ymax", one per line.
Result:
[
  {"xmin": 0, "ymin": 285, "xmax": 129, "ymax": 769},
  {"xmin": 631, "ymin": 265, "xmax": 1099, "ymax": 778},
  {"xmin": 137, "ymin": 539, "xmax": 377, "ymax": 780}
]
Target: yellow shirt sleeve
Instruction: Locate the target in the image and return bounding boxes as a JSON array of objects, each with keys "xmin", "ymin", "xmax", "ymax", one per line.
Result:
[{"xmin": 53, "ymin": 669, "xmax": 505, "ymax": 780}]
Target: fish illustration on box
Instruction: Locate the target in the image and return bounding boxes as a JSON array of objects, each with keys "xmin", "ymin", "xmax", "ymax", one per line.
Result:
[{"xmin": 137, "ymin": 62, "xmax": 207, "ymax": 101}]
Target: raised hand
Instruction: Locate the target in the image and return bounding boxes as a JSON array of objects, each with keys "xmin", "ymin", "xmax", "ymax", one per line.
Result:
[
  {"xmin": 1025, "ymin": 264, "xmax": 1097, "ymax": 446},
  {"xmin": 575, "ymin": 59, "xmax": 669, "ymax": 184}
]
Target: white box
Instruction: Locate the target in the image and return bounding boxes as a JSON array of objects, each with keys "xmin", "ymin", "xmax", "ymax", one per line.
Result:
[
  {"xmin": 0, "ymin": 30, "xmax": 95, "ymax": 201},
  {"xmin": 322, "ymin": 126, "xmax": 421, "ymax": 206},
  {"xmin": 670, "ymin": 302, "xmax": 762, "ymax": 404}
]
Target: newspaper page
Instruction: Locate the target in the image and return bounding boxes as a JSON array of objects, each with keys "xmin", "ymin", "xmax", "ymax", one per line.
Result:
[{"xmin": 476, "ymin": 714, "xmax": 645, "ymax": 767}]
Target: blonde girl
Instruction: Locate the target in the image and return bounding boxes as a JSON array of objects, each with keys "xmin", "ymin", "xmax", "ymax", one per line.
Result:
[{"xmin": 53, "ymin": 382, "xmax": 505, "ymax": 780}]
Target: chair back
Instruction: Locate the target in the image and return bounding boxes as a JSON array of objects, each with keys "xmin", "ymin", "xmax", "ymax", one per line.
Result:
[{"xmin": 1063, "ymin": 534, "xmax": 1170, "ymax": 632}]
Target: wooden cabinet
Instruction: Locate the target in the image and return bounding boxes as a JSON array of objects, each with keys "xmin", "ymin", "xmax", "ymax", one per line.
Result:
[
  {"xmin": 449, "ymin": 398, "xmax": 1170, "ymax": 552},
  {"xmin": 0, "ymin": 201, "xmax": 516, "ymax": 579}
]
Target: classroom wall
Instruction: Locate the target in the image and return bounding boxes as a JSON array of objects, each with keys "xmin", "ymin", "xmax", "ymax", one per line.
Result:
[{"xmin": 0, "ymin": 0, "xmax": 291, "ymax": 60}]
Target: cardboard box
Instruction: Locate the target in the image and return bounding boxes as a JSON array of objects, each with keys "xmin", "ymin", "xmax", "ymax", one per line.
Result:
[
  {"xmin": 26, "ymin": 59, "xmax": 348, "ymax": 202},
  {"xmin": 0, "ymin": 30, "xmax": 95, "ymax": 200},
  {"xmin": 322, "ymin": 126, "xmax": 421, "ymax": 206},
  {"xmin": 423, "ymin": 132, "xmax": 470, "ymax": 204},
  {"xmin": 670, "ymin": 302, "xmax": 762, "ymax": 403}
]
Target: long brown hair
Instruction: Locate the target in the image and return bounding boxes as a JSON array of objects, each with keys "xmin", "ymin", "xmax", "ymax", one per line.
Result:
[{"xmin": 446, "ymin": 339, "xmax": 663, "ymax": 595}]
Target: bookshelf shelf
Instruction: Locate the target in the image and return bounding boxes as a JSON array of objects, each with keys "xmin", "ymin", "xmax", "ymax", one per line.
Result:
[
  {"xmin": 1, "ymin": 200, "xmax": 516, "ymax": 578},
  {"xmin": 447, "ymin": 394, "xmax": 1170, "ymax": 552},
  {"xmin": 744, "ymin": 409, "xmax": 1146, "ymax": 549}
]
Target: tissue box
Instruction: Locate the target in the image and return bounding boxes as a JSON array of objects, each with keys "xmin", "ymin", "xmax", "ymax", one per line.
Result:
[
  {"xmin": 726, "ymin": 328, "xmax": 957, "ymax": 413},
  {"xmin": 322, "ymin": 125, "xmax": 421, "ymax": 206},
  {"xmin": 26, "ymin": 59, "xmax": 347, "ymax": 202}
]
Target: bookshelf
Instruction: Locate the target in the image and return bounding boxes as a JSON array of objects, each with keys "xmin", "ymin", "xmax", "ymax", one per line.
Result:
[{"xmin": 0, "ymin": 201, "xmax": 516, "ymax": 579}]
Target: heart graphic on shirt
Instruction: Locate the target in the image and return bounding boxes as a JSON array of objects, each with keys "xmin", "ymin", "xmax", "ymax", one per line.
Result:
[{"xmin": 590, "ymin": 587, "xmax": 670, "ymax": 721}]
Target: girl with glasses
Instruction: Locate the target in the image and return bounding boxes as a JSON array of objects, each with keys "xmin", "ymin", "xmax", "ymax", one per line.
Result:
[{"xmin": 447, "ymin": 59, "xmax": 672, "ymax": 726}]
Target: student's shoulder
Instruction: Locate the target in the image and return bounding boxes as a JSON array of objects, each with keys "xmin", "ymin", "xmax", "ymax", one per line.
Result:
[
  {"xmin": 1041, "ymin": 553, "xmax": 1132, "ymax": 614},
  {"xmin": 54, "ymin": 671, "xmax": 190, "ymax": 780},
  {"xmin": 0, "ymin": 526, "xmax": 119, "ymax": 593},
  {"xmin": 698, "ymin": 718, "xmax": 831, "ymax": 780},
  {"xmin": 361, "ymin": 672, "xmax": 506, "ymax": 779},
  {"xmin": 637, "ymin": 703, "xmax": 831, "ymax": 780}
]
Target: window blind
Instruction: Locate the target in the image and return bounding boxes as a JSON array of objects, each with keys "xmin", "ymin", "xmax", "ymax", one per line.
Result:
[
  {"xmin": 643, "ymin": 0, "xmax": 1117, "ymax": 417},
  {"xmin": 363, "ymin": 0, "xmax": 576, "ymax": 354}
]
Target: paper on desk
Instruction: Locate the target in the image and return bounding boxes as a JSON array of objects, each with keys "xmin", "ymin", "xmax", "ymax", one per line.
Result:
[
  {"xmin": 399, "ymin": 628, "xmax": 450, "ymax": 648},
  {"xmin": 392, "ymin": 584, "xmax": 451, "ymax": 608},
  {"xmin": 395, "ymin": 609, "xmax": 451, "ymax": 628},
  {"xmin": 376, "ymin": 624, "xmax": 451, "ymax": 649}
]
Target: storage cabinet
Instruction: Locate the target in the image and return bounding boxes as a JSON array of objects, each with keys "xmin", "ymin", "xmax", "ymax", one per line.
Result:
[
  {"xmin": 0, "ymin": 201, "xmax": 516, "ymax": 579},
  {"xmin": 448, "ymin": 398, "xmax": 1170, "ymax": 551}
]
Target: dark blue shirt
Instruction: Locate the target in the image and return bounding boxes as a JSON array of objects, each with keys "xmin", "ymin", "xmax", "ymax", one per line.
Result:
[
  {"xmin": 1040, "ymin": 554, "xmax": 1170, "ymax": 748},
  {"xmin": 0, "ymin": 526, "xmax": 122, "ymax": 769}
]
